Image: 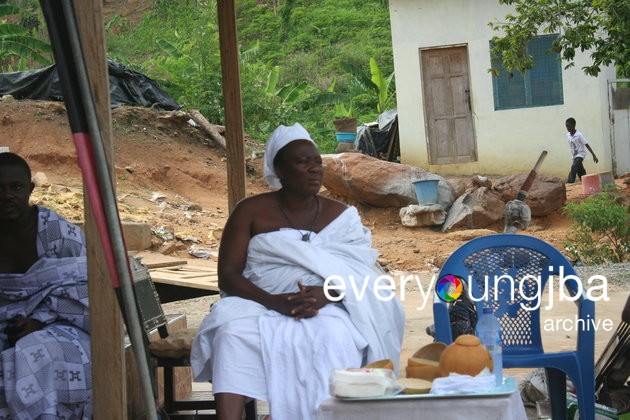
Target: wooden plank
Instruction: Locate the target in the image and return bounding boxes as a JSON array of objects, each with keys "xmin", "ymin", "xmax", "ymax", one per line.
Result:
[
  {"xmin": 144, "ymin": 260, "xmax": 220, "ymax": 302},
  {"xmin": 217, "ymin": 0, "xmax": 246, "ymax": 212},
  {"xmin": 150, "ymin": 264, "xmax": 219, "ymax": 291},
  {"xmin": 143, "ymin": 260, "xmax": 188, "ymax": 269},
  {"xmin": 152, "ymin": 266, "xmax": 218, "ymax": 279},
  {"xmin": 75, "ymin": 0, "xmax": 127, "ymax": 418},
  {"xmin": 155, "ymin": 273, "xmax": 214, "ymax": 280},
  {"xmin": 131, "ymin": 251, "xmax": 188, "ymax": 269},
  {"xmin": 149, "ymin": 271, "xmax": 219, "ymax": 292},
  {"xmin": 155, "ymin": 265, "xmax": 217, "ymax": 273}
]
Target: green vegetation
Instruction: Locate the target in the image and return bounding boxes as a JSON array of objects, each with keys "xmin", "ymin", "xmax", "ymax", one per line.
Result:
[
  {"xmin": 104, "ymin": 0, "xmax": 395, "ymax": 151},
  {"xmin": 0, "ymin": 1, "xmax": 394, "ymax": 151},
  {"xmin": 0, "ymin": 4, "xmax": 51, "ymax": 72},
  {"xmin": 563, "ymin": 186, "xmax": 630, "ymax": 265},
  {"xmin": 490, "ymin": 0, "xmax": 630, "ymax": 77}
]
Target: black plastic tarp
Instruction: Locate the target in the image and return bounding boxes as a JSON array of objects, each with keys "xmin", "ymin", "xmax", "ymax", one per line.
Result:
[
  {"xmin": 0, "ymin": 60, "xmax": 181, "ymax": 110},
  {"xmin": 356, "ymin": 109, "xmax": 399, "ymax": 161}
]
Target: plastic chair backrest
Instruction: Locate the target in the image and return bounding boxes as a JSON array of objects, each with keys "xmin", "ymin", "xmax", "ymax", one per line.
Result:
[{"xmin": 439, "ymin": 234, "xmax": 583, "ymax": 355}]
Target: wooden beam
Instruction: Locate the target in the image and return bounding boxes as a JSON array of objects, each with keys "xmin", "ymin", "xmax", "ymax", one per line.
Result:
[
  {"xmin": 217, "ymin": 0, "xmax": 246, "ymax": 212},
  {"xmin": 73, "ymin": 1, "xmax": 127, "ymax": 418}
]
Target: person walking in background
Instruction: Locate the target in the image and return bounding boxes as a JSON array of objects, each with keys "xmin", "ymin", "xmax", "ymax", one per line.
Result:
[{"xmin": 565, "ymin": 117, "xmax": 598, "ymax": 183}]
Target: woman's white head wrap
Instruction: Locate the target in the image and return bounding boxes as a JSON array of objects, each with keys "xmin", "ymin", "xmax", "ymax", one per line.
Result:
[{"xmin": 264, "ymin": 123, "xmax": 316, "ymax": 189}]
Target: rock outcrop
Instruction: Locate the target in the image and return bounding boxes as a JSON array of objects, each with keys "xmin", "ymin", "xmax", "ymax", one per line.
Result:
[
  {"xmin": 492, "ymin": 173, "xmax": 566, "ymax": 216},
  {"xmin": 322, "ymin": 153, "xmax": 455, "ymax": 208}
]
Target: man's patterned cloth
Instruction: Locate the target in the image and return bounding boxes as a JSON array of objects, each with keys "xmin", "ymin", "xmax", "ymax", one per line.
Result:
[
  {"xmin": 0, "ymin": 257, "xmax": 90, "ymax": 419},
  {"xmin": 35, "ymin": 207, "xmax": 86, "ymax": 259},
  {"xmin": 0, "ymin": 207, "xmax": 90, "ymax": 420}
]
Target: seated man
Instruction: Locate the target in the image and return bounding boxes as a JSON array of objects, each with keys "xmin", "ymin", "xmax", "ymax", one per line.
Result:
[
  {"xmin": 0, "ymin": 152, "xmax": 91, "ymax": 419},
  {"xmin": 191, "ymin": 123, "xmax": 405, "ymax": 420}
]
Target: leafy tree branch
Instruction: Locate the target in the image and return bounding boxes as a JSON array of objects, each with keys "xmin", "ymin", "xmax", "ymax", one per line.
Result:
[{"xmin": 489, "ymin": 0, "xmax": 630, "ymax": 77}]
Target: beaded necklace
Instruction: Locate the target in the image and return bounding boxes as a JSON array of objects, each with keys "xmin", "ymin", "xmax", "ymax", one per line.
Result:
[{"xmin": 277, "ymin": 195, "xmax": 320, "ymax": 242}]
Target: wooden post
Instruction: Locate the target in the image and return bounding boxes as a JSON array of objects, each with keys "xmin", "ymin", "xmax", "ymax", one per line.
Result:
[
  {"xmin": 73, "ymin": 1, "xmax": 127, "ymax": 418},
  {"xmin": 217, "ymin": 0, "xmax": 246, "ymax": 212}
]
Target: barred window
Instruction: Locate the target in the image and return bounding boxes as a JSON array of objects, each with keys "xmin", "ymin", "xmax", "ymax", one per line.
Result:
[{"xmin": 491, "ymin": 34, "xmax": 564, "ymax": 110}]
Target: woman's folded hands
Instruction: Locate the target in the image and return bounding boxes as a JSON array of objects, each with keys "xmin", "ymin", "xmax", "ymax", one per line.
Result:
[{"xmin": 271, "ymin": 281, "xmax": 337, "ymax": 320}]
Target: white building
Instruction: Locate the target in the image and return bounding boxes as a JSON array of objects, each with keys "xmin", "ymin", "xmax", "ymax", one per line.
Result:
[{"xmin": 388, "ymin": 0, "xmax": 629, "ymax": 177}]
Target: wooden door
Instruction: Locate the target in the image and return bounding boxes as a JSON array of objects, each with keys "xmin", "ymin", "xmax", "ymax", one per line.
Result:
[{"xmin": 421, "ymin": 46, "xmax": 477, "ymax": 164}]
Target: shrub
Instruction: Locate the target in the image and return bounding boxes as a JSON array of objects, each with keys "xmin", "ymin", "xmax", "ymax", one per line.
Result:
[{"xmin": 563, "ymin": 186, "xmax": 630, "ymax": 265}]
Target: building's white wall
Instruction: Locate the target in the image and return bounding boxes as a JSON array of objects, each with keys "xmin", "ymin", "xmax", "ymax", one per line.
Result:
[
  {"xmin": 389, "ymin": 0, "xmax": 615, "ymax": 177},
  {"xmin": 613, "ymin": 108, "xmax": 630, "ymax": 174}
]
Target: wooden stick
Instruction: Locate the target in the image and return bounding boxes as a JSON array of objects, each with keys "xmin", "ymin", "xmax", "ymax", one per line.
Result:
[{"xmin": 187, "ymin": 109, "xmax": 227, "ymax": 150}]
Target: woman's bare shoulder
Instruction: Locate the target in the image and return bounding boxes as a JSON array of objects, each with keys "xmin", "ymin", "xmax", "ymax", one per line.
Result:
[
  {"xmin": 319, "ymin": 195, "xmax": 347, "ymax": 210},
  {"xmin": 318, "ymin": 195, "xmax": 349, "ymax": 224},
  {"xmin": 226, "ymin": 192, "xmax": 279, "ymax": 235},
  {"xmin": 234, "ymin": 192, "xmax": 277, "ymax": 211}
]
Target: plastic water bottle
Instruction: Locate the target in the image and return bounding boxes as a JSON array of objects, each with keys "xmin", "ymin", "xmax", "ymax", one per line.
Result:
[{"xmin": 476, "ymin": 306, "xmax": 503, "ymax": 387}]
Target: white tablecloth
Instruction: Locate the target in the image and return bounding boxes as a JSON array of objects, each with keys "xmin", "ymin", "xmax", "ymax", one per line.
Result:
[{"xmin": 317, "ymin": 389, "xmax": 527, "ymax": 420}]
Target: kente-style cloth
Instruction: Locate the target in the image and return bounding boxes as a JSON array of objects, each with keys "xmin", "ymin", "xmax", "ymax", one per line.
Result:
[
  {"xmin": 35, "ymin": 206, "xmax": 86, "ymax": 259},
  {"xmin": 0, "ymin": 207, "xmax": 90, "ymax": 420},
  {"xmin": 263, "ymin": 122, "xmax": 315, "ymax": 189},
  {"xmin": 191, "ymin": 207, "xmax": 405, "ymax": 420}
]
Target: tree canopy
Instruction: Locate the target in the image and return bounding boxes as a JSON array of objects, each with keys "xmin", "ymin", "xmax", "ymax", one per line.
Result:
[{"xmin": 490, "ymin": 0, "xmax": 630, "ymax": 77}]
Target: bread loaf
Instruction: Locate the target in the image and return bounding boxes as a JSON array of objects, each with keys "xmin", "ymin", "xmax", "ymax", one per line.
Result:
[{"xmin": 398, "ymin": 378, "xmax": 432, "ymax": 394}]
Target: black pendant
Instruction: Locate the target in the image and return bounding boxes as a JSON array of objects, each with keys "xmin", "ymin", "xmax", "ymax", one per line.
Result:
[{"xmin": 301, "ymin": 232, "xmax": 310, "ymax": 242}]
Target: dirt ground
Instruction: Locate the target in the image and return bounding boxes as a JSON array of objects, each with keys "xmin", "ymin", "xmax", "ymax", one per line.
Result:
[
  {"xmin": 1, "ymin": 99, "xmax": 628, "ymax": 388},
  {"xmin": 0, "ymin": 99, "xmax": 602, "ymax": 271}
]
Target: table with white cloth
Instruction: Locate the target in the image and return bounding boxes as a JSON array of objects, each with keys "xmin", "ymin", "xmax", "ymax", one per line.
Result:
[{"xmin": 316, "ymin": 388, "xmax": 527, "ymax": 420}]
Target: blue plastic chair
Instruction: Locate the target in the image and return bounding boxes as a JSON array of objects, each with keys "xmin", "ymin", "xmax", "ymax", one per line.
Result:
[{"xmin": 432, "ymin": 234, "xmax": 595, "ymax": 420}]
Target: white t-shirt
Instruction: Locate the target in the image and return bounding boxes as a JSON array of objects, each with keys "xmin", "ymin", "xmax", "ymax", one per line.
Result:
[{"xmin": 567, "ymin": 130, "xmax": 588, "ymax": 159}]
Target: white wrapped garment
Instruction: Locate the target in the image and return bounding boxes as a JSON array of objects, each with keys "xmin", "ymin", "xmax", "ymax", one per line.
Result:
[{"xmin": 191, "ymin": 207, "xmax": 405, "ymax": 419}]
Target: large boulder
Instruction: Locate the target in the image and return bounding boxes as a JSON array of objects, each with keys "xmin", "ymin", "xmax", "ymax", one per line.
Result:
[
  {"xmin": 444, "ymin": 177, "xmax": 468, "ymax": 199},
  {"xmin": 445, "ymin": 175, "xmax": 492, "ymax": 200},
  {"xmin": 322, "ymin": 153, "xmax": 455, "ymax": 208},
  {"xmin": 492, "ymin": 173, "xmax": 566, "ymax": 216},
  {"xmin": 441, "ymin": 187, "xmax": 505, "ymax": 231}
]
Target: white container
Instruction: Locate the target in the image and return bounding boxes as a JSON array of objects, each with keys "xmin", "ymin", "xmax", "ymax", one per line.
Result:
[{"xmin": 330, "ymin": 368, "xmax": 400, "ymax": 398}]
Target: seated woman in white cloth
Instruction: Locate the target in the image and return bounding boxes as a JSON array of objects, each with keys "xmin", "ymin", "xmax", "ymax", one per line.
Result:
[
  {"xmin": 0, "ymin": 152, "xmax": 91, "ymax": 419},
  {"xmin": 191, "ymin": 123, "xmax": 405, "ymax": 420}
]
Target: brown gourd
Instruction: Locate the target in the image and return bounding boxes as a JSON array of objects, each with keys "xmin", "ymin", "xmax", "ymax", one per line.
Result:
[{"xmin": 439, "ymin": 334, "xmax": 493, "ymax": 376}]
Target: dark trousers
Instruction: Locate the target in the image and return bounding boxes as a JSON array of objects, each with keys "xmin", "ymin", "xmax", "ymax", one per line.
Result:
[{"xmin": 567, "ymin": 157, "xmax": 586, "ymax": 183}]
